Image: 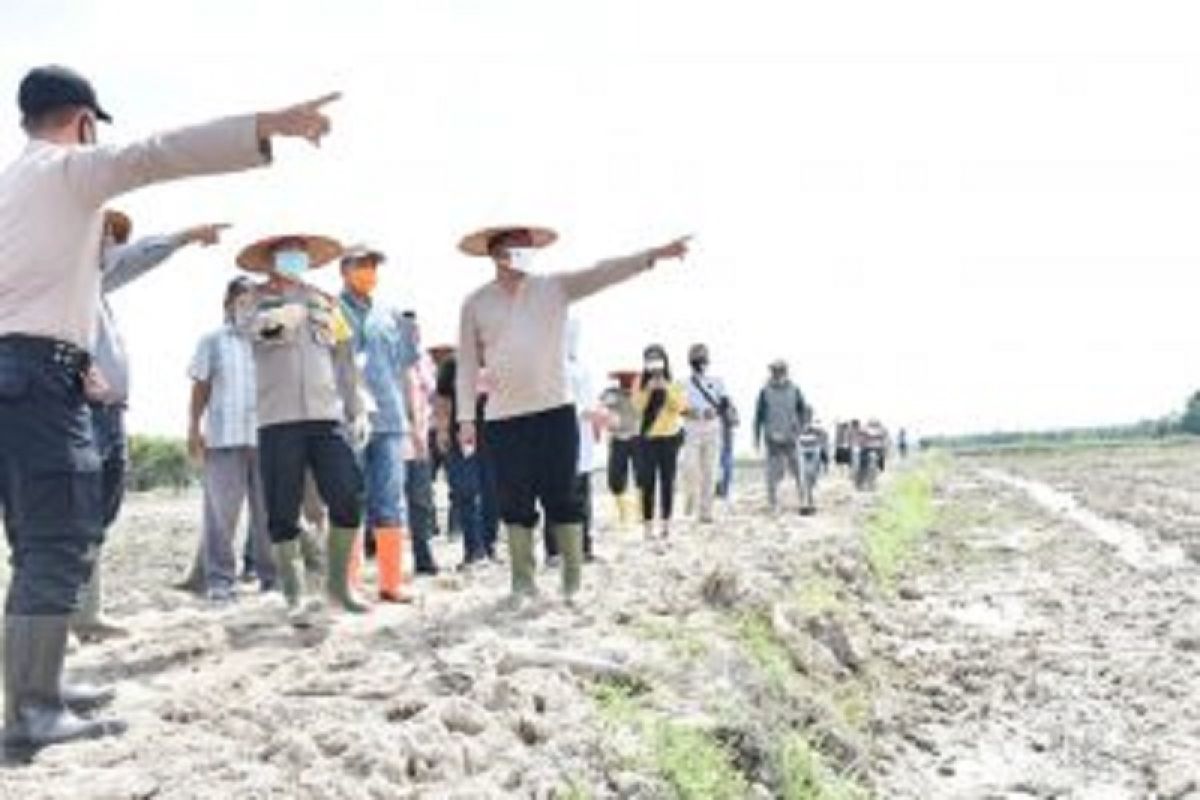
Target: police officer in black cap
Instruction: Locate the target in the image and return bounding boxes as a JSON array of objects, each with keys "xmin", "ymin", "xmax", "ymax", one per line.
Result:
[{"xmin": 0, "ymin": 64, "xmax": 341, "ymax": 760}]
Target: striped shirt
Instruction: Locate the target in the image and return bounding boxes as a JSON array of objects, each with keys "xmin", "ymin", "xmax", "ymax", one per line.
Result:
[{"xmin": 189, "ymin": 324, "xmax": 257, "ymax": 449}]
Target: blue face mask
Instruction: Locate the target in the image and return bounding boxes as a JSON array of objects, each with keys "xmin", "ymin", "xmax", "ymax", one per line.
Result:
[{"xmin": 274, "ymin": 248, "xmax": 310, "ymax": 278}]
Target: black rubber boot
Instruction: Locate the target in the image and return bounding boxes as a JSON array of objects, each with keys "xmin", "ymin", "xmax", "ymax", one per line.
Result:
[{"xmin": 3, "ymin": 615, "xmax": 126, "ymax": 763}]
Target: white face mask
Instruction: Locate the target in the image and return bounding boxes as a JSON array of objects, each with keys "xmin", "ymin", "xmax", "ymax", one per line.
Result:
[{"xmin": 505, "ymin": 247, "xmax": 537, "ymax": 272}]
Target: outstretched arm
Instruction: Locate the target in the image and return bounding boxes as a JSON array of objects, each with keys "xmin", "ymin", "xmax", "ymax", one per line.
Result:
[
  {"xmin": 559, "ymin": 236, "xmax": 692, "ymax": 302},
  {"xmin": 102, "ymin": 224, "xmax": 229, "ymax": 293},
  {"xmin": 65, "ymin": 93, "xmax": 341, "ymax": 207}
]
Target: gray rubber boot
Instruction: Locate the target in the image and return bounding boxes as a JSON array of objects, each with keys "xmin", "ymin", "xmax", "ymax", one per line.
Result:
[
  {"xmin": 506, "ymin": 525, "xmax": 538, "ymax": 603},
  {"xmin": 326, "ymin": 527, "xmax": 370, "ymax": 614},
  {"xmin": 272, "ymin": 540, "xmax": 303, "ymax": 610},
  {"xmin": 553, "ymin": 524, "xmax": 584, "ymax": 602},
  {"xmin": 298, "ymin": 526, "xmax": 325, "ymax": 582},
  {"xmin": 3, "ymin": 615, "xmax": 126, "ymax": 762},
  {"xmin": 70, "ymin": 569, "xmax": 128, "ymax": 644}
]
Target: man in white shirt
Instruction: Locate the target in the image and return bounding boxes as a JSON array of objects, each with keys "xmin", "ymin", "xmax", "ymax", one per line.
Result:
[
  {"xmin": 187, "ymin": 277, "xmax": 275, "ymax": 604},
  {"xmin": 682, "ymin": 343, "xmax": 730, "ymax": 524},
  {"xmin": 0, "ymin": 64, "xmax": 338, "ymax": 757},
  {"xmin": 456, "ymin": 225, "xmax": 689, "ymax": 606}
]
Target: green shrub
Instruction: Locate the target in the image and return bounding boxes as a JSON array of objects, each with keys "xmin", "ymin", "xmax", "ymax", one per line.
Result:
[{"xmin": 127, "ymin": 435, "xmax": 197, "ymax": 492}]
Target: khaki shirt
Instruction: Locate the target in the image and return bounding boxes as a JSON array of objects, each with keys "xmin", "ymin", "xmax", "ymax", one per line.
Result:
[
  {"xmin": 0, "ymin": 116, "xmax": 268, "ymax": 349},
  {"xmin": 250, "ymin": 283, "xmax": 359, "ymax": 429}
]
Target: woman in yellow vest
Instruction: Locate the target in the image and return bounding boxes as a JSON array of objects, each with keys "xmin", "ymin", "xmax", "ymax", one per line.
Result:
[{"xmin": 632, "ymin": 344, "xmax": 688, "ymax": 539}]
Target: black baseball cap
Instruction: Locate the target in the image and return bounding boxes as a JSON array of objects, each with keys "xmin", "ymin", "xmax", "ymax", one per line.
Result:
[
  {"xmin": 18, "ymin": 65, "xmax": 111, "ymax": 123},
  {"xmin": 224, "ymin": 276, "xmax": 254, "ymax": 303}
]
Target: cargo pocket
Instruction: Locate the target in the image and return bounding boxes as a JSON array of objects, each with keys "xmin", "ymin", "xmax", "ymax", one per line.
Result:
[
  {"xmin": 24, "ymin": 467, "xmax": 105, "ymax": 546},
  {"xmin": 0, "ymin": 353, "xmax": 30, "ymax": 402}
]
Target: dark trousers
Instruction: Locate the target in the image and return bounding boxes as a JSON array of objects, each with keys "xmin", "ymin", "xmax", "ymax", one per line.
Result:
[
  {"xmin": 485, "ymin": 405, "xmax": 582, "ymax": 529},
  {"xmin": 258, "ymin": 421, "xmax": 363, "ymax": 543},
  {"xmin": 607, "ymin": 437, "xmax": 639, "ymax": 495},
  {"xmin": 90, "ymin": 404, "xmax": 127, "ymax": 529},
  {"xmin": 717, "ymin": 430, "xmax": 734, "ymax": 499},
  {"xmin": 479, "ymin": 449, "xmax": 499, "ymax": 555},
  {"xmin": 0, "ymin": 337, "xmax": 103, "ymax": 616},
  {"xmin": 448, "ymin": 449, "xmax": 487, "ymax": 563},
  {"xmin": 638, "ymin": 434, "xmax": 682, "ymax": 522},
  {"xmin": 404, "ymin": 458, "xmax": 438, "ymax": 572}
]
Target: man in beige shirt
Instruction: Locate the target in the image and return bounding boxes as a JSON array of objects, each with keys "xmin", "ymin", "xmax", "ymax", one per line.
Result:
[
  {"xmin": 238, "ymin": 234, "xmax": 369, "ymax": 623},
  {"xmin": 456, "ymin": 225, "xmax": 689, "ymax": 608},
  {"xmin": 0, "ymin": 64, "xmax": 338, "ymax": 759}
]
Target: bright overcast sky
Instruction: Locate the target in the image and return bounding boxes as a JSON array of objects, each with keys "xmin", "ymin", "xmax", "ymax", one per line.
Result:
[{"xmin": 3, "ymin": 0, "xmax": 1199, "ymax": 443}]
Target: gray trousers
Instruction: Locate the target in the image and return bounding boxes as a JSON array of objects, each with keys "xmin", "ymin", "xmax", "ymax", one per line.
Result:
[
  {"xmin": 766, "ymin": 440, "xmax": 802, "ymax": 508},
  {"xmin": 683, "ymin": 428, "xmax": 720, "ymax": 520},
  {"xmin": 202, "ymin": 447, "xmax": 275, "ymax": 591}
]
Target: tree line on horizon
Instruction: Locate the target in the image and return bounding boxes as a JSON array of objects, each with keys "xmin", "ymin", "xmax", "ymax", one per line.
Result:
[{"xmin": 921, "ymin": 392, "xmax": 1200, "ymax": 450}]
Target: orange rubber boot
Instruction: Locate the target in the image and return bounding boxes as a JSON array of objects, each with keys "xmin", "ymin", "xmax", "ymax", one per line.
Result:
[{"xmin": 375, "ymin": 527, "xmax": 413, "ymax": 604}]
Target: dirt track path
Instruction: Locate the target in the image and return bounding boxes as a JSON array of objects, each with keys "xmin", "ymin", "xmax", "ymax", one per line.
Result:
[{"xmin": 872, "ymin": 461, "xmax": 1200, "ymax": 800}]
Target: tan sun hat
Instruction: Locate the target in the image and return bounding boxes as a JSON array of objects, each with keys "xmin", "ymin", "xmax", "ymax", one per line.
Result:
[
  {"xmin": 104, "ymin": 209, "xmax": 132, "ymax": 245},
  {"xmin": 609, "ymin": 369, "xmax": 640, "ymax": 388},
  {"xmin": 237, "ymin": 233, "xmax": 344, "ymax": 273},
  {"xmin": 458, "ymin": 225, "xmax": 558, "ymax": 257}
]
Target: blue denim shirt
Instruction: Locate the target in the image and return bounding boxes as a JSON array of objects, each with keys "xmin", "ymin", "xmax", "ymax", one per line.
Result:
[{"xmin": 339, "ymin": 292, "xmax": 417, "ymax": 435}]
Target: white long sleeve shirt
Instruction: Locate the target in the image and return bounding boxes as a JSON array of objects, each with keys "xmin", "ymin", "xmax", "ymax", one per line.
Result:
[
  {"xmin": 684, "ymin": 372, "xmax": 728, "ymax": 440},
  {"xmin": 0, "ymin": 116, "xmax": 268, "ymax": 349},
  {"xmin": 456, "ymin": 252, "xmax": 655, "ymax": 422}
]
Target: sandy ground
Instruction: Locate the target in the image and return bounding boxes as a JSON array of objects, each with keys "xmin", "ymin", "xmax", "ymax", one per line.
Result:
[{"xmin": 0, "ymin": 445, "xmax": 1197, "ymax": 799}]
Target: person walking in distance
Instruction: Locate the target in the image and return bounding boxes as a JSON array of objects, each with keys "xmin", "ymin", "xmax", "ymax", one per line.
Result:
[
  {"xmin": 601, "ymin": 370, "xmax": 641, "ymax": 528},
  {"xmin": 753, "ymin": 360, "xmax": 811, "ymax": 514},
  {"xmin": 633, "ymin": 345, "xmax": 688, "ymax": 540},
  {"xmin": 681, "ymin": 343, "xmax": 730, "ymax": 524}
]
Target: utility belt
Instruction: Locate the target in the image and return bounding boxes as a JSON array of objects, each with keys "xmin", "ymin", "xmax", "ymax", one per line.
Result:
[{"xmin": 0, "ymin": 334, "xmax": 92, "ymax": 377}]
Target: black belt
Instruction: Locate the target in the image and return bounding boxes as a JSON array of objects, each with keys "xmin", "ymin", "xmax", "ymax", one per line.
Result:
[{"xmin": 0, "ymin": 334, "xmax": 92, "ymax": 374}]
